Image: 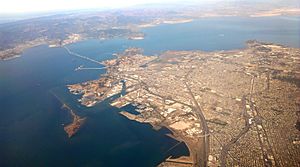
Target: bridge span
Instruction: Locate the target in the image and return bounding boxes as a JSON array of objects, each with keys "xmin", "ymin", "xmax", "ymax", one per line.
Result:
[{"xmin": 64, "ymin": 46, "xmax": 102, "ymax": 65}]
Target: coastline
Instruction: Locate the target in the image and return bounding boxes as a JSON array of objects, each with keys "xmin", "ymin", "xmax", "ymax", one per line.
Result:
[
  {"xmin": 1, "ymin": 12, "xmax": 299, "ymax": 61},
  {"xmin": 62, "ymin": 104, "xmax": 86, "ymax": 138},
  {"xmin": 50, "ymin": 90, "xmax": 86, "ymax": 138},
  {"xmin": 3, "ymin": 54, "xmax": 21, "ymax": 61}
]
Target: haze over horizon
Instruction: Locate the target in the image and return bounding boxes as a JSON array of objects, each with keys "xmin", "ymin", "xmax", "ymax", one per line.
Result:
[
  {"xmin": 1, "ymin": 0, "xmax": 299, "ymax": 14},
  {"xmin": 0, "ymin": 0, "xmax": 208, "ymax": 14}
]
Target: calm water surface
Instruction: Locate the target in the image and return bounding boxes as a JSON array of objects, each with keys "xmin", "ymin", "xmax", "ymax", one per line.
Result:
[{"xmin": 0, "ymin": 16, "xmax": 299, "ymax": 167}]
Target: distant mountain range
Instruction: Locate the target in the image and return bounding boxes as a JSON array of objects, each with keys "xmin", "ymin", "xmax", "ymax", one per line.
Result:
[{"xmin": 0, "ymin": 0, "xmax": 299, "ymax": 60}]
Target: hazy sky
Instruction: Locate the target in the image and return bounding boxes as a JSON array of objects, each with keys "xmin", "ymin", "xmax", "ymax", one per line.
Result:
[
  {"xmin": 0, "ymin": 0, "xmax": 202, "ymax": 13},
  {"xmin": 1, "ymin": 0, "xmax": 298, "ymax": 14}
]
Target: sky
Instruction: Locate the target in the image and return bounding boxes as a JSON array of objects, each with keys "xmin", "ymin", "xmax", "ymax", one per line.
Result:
[
  {"xmin": 0, "ymin": 0, "xmax": 203, "ymax": 14},
  {"xmin": 1, "ymin": 0, "xmax": 298, "ymax": 14}
]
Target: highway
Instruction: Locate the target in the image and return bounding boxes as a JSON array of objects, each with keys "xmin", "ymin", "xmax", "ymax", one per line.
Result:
[
  {"xmin": 128, "ymin": 74, "xmax": 209, "ymax": 166},
  {"xmin": 219, "ymin": 75, "xmax": 277, "ymax": 167},
  {"xmin": 220, "ymin": 96, "xmax": 250, "ymax": 167},
  {"xmin": 184, "ymin": 81, "xmax": 209, "ymax": 167},
  {"xmin": 249, "ymin": 77, "xmax": 277, "ymax": 167}
]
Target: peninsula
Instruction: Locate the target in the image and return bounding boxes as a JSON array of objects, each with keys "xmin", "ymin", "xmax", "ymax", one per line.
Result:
[
  {"xmin": 62, "ymin": 104, "xmax": 86, "ymax": 138},
  {"xmin": 68, "ymin": 41, "xmax": 300, "ymax": 166}
]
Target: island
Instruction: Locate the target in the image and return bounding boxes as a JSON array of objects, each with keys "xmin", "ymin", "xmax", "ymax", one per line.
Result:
[
  {"xmin": 67, "ymin": 41, "xmax": 300, "ymax": 166},
  {"xmin": 61, "ymin": 104, "xmax": 86, "ymax": 138}
]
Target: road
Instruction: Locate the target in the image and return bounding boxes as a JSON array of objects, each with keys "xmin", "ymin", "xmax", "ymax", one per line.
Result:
[
  {"xmin": 184, "ymin": 81, "xmax": 209, "ymax": 167},
  {"xmin": 125, "ymin": 73, "xmax": 209, "ymax": 166},
  {"xmin": 249, "ymin": 77, "xmax": 277, "ymax": 167},
  {"xmin": 220, "ymin": 96, "xmax": 250, "ymax": 167}
]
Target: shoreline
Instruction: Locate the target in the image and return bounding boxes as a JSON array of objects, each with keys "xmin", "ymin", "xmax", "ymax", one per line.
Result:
[
  {"xmin": 3, "ymin": 54, "xmax": 21, "ymax": 61},
  {"xmin": 61, "ymin": 104, "xmax": 86, "ymax": 138},
  {"xmin": 65, "ymin": 41, "xmax": 300, "ymax": 166},
  {"xmin": 50, "ymin": 90, "xmax": 86, "ymax": 138},
  {"xmin": 1, "ymin": 14, "xmax": 299, "ymax": 61},
  {"xmin": 119, "ymin": 111, "xmax": 196, "ymax": 166}
]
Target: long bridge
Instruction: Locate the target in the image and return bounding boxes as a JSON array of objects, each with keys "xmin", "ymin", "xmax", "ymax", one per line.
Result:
[
  {"xmin": 75, "ymin": 66, "xmax": 107, "ymax": 71},
  {"xmin": 64, "ymin": 46, "xmax": 102, "ymax": 65}
]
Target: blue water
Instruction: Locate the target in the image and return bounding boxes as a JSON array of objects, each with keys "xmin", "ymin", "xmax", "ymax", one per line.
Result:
[{"xmin": 0, "ymin": 16, "xmax": 299, "ymax": 167}]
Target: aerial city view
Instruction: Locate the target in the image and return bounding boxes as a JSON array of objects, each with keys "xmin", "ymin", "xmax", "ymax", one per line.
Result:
[{"xmin": 0, "ymin": 0, "xmax": 299, "ymax": 166}]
